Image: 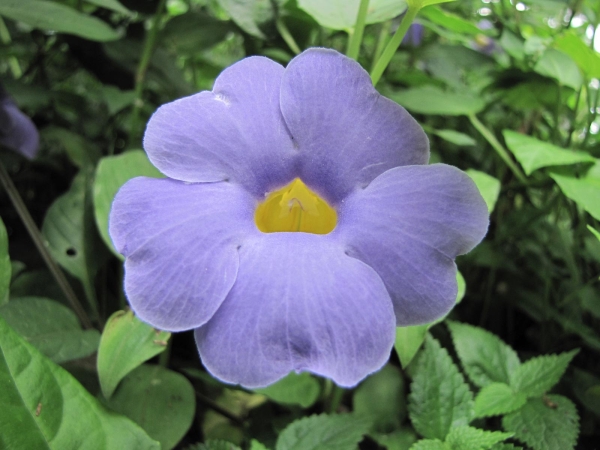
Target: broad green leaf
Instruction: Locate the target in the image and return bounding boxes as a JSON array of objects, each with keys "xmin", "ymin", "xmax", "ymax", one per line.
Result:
[
  {"xmin": 297, "ymin": 0, "xmax": 407, "ymax": 31},
  {"xmin": 499, "ymin": 30, "xmax": 525, "ymax": 60},
  {"xmin": 93, "ymin": 151, "xmax": 162, "ymax": 257},
  {"xmin": 490, "ymin": 445, "xmax": 523, "ymax": 450},
  {"xmin": 509, "ymin": 350, "xmax": 578, "ymax": 398},
  {"xmin": 411, "ymin": 440, "xmax": 448, "ymax": 450},
  {"xmin": 445, "ymin": 426, "xmax": 512, "ymax": 450},
  {"xmin": 42, "ymin": 173, "xmax": 108, "ymax": 307},
  {"xmin": 572, "ymin": 368, "xmax": 600, "ymax": 417},
  {"xmin": 554, "ymin": 31, "xmax": 600, "ymax": 79},
  {"xmin": 502, "ymin": 131, "xmax": 594, "ymax": 176},
  {"xmin": 374, "ymin": 428, "xmax": 417, "ymax": 450},
  {"xmin": 42, "ymin": 127, "xmax": 101, "ymax": 169},
  {"xmin": 250, "ymin": 441, "xmax": 268, "ymax": 450},
  {"xmin": 395, "ymin": 272, "xmax": 465, "ymax": 368},
  {"xmin": 433, "ymin": 129, "xmax": 476, "ymax": 147},
  {"xmin": 0, "ymin": 0, "xmax": 121, "ymax": 41},
  {"xmin": 105, "ymin": 365, "xmax": 195, "ymax": 450},
  {"xmin": 408, "ymin": 335, "xmax": 474, "ymax": 441},
  {"xmin": 466, "ymin": 170, "xmax": 501, "ymax": 213},
  {"xmin": 275, "ymin": 414, "xmax": 371, "ymax": 450},
  {"xmin": 474, "ymin": 383, "xmax": 527, "ymax": 418},
  {"xmin": 588, "ymin": 225, "xmax": 600, "ymax": 242},
  {"xmin": 550, "ymin": 161, "xmax": 600, "ymax": 221},
  {"xmin": 0, "ymin": 316, "xmax": 159, "ymax": 450},
  {"xmin": 0, "ymin": 217, "xmax": 10, "ymax": 304},
  {"xmin": 217, "ymin": 0, "xmax": 281, "ymax": 38},
  {"xmin": 353, "ymin": 364, "xmax": 406, "ymax": 432},
  {"xmin": 0, "ymin": 297, "xmax": 100, "ymax": 363},
  {"xmin": 97, "ymin": 310, "xmax": 171, "ymax": 399},
  {"xmin": 163, "ymin": 12, "xmax": 234, "ymax": 55},
  {"xmin": 502, "ymin": 395, "xmax": 579, "ymax": 450},
  {"xmin": 85, "ymin": 0, "xmax": 131, "ymax": 14},
  {"xmin": 101, "ymin": 86, "xmax": 136, "ymax": 116},
  {"xmin": 408, "ymin": 0, "xmax": 456, "ymax": 7},
  {"xmin": 419, "ymin": 6, "xmax": 481, "ymax": 35},
  {"xmin": 447, "ymin": 321, "xmax": 520, "ymax": 387},
  {"xmin": 534, "ymin": 49, "xmax": 582, "ymax": 89},
  {"xmin": 254, "ymin": 371, "xmax": 320, "ymax": 408},
  {"xmin": 186, "ymin": 442, "xmax": 242, "ymax": 450},
  {"xmin": 390, "ymin": 86, "xmax": 486, "ymax": 116}
]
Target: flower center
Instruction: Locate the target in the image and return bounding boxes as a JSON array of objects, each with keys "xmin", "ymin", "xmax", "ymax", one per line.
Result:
[{"xmin": 255, "ymin": 178, "xmax": 337, "ymax": 234}]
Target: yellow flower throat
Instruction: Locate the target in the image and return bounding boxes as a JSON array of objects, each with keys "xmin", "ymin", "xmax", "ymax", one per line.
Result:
[{"xmin": 255, "ymin": 178, "xmax": 337, "ymax": 234}]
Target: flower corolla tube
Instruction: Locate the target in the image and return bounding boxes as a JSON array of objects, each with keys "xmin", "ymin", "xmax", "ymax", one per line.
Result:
[
  {"xmin": 109, "ymin": 48, "xmax": 488, "ymax": 388},
  {"xmin": 0, "ymin": 82, "xmax": 39, "ymax": 160}
]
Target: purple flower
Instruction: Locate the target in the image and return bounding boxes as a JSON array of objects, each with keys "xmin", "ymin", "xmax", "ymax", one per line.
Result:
[
  {"xmin": 109, "ymin": 48, "xmax": 488, "ymax": 388},
  {"xmin": 402, "ymin": 23, "xmax": 424, "ymax": 47},
  {"xmin": 0, "ymin": 83, "xmax": 39, "ymax": 159}
]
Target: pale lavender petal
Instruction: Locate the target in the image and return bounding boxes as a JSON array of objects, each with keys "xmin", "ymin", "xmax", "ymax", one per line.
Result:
[
  {"xmin": 195, "ymin": 233, "xmax": 396, "ymax": 388},
  {"xmin": 0, "ymin": 93, "xmax": 39, "ymax": 160},
  {"xmin": 143, "ymin": 57, "xmax": 297, "ymax": 197},
  {"xmin": 280, "ymin": 48, "xmax": 429, "ymax": 203},
  {"xmin": 336, "ymin": 164, "xmax": 489, "ymax": 326},
  {"xmin": 109, "ymin": 177, "xmax": 257, "ymax": 331}
]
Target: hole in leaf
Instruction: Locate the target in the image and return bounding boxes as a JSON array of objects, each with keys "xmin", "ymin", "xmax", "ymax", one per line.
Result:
[{"xmin": 66, "ymin": 248, "xmax": 77, "ymax": 257}]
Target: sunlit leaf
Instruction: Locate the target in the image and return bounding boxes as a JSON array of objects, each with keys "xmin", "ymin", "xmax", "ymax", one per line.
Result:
[
  {"xmin": 550, "ymin": 161, "xmax": 600, "ymax": 221},
  {"xmin": 466, "ymin": 170, "xmax": 501, "ymax": 213},
  {"xmin": 254, "ymin": 372, "xmax": 320, "ymax": 408},
  {"xmin": 534, "ymin": 49, "xmax": 582, "ymax": 89},
  {"xmin": 554, "ymin": 31, "xmax": 600, "ymax": 79},
  {"xmin": 0, "ymin": 217, "xmax": 10, "ymax": 305},
  {"xmin": 390, "ymin": 85, "xmax": 486, "ymax": 116}
]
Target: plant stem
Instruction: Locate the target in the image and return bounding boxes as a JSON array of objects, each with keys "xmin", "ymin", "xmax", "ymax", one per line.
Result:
[
  {"xmin": 370, "ymin": 5, "xmax": 419, "ymax": 86},
  {"xmin": 130, "ymin": 0, "xmax": 167, "ymax": 146},
  {"xmin": 468, "ymin": 113, "xmax": 528, "ymax": 183},
  {"xmin": 371, "ymin": 20, "xmax": 392, "ymax": 72},
  {"xmin": 346, "ymin": 0, "xmax": 370, "ymax": 60},
  {"xmin": 0, "ymin": 157, "xmax": 93, "ymax": 329},
  {"xmin": 276, "ymin": 18, "xmax": 301, "ymax": 55}
]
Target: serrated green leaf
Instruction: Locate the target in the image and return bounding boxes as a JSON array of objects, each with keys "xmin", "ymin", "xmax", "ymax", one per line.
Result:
[
  {"xmin": 353, "ymin": 364, "xmax": 406, "ymax": 432},
  {"xmin": 0, "ymin": 217, "xmax": 10, "ymax": 305},
  {"xmin": 447, "ymin": 321, "xmax": 520, "ymax": 387},
  {"xmin": 408, "ymin": 335, "xmax": 474, "ymax": 441},
  {"xmin": 275, "ymin": 414, "xmax": 371, "ymax": 450},
  {"xmin": 0, "ymin": 297, "xmax": 100, "ymax": 363},
  {"xmin": 550, "ymin": 161, "xmax": 600, "ymax": 221},
  {"xmin": 489, "ymin": 444, "xmax": 523, "ymax": 450},
  {"xmin": 0, "ymin": 0, "xmax": 120, "ymax": 41},
  {"xmin": 390, "ymin": 86, "xmax": 486, "ymax": 116},
  {"xmin": 432, "ymin": 129, "xmax": 476, "ymax": 147},
  {"xmin": 510, "ymin": 350, "xmax": 578, "ymax": 398},
  {"xmin": 503, "ymin": 131, "xmax": 594, "ymax": 176},
  {"xmin": 105, "ymin": 364, "xmax": 195, "ymax": 450},
  {"xmin": 466, "ymin": 170, "xmax": 501, "ymax": 213},
  {"xmin": 502, "ymin": 395, "xmax": 579, "ymax": 450},
  {"xmin": 410, "ymin": 439, "xmax": 448, "ymax": 450},
  {"xmin": 254, "ymin": 371, "xmax": 320, "ymax": 408},
  {"xmin": 474, "ymin": 383, "xmax": 527, "ymax": 418},
  {"xmin": 97, "ymin": 310, "xmax": 171, "ymax": 399},
  {"xmin": 445, "ymin": 426, "xmax": 512, "ymax": 450},
  {"xmin": 534, "ymin": 49, "xmax": 582, "ymax": 89},
  {"xmin": 0, "ymin": 316, "xmax": 159, "ymax": 449},
  {"xmin": 93, "ymin": 151, "xmax": 162, "ymax": 257},
  {"xmin": 298, "ymin": 0, "xmax": 407, "ymax": 31},
  {"xmin": 554, "ymin": 31, "xmax": 600, "ymax": 79}
]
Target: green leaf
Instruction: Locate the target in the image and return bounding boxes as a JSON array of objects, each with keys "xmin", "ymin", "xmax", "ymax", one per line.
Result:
[
  {"xmin": 408, "ymin": 0, "xmax": 456, "ymax": 7},
  {"xmin": 85, "ymin": 0, "xmax": 131, "ymax": 14},
  {"xmin": 0, "ymin": 0, "xmax": 121, "ymax": 41},
  {"xmin": 186, "ymin": 441, "xmax": 242, "ymax": 450},
  {"xmin": 275, "ymin": 414, "xmax": 371, "ymax": 450},
  {"xmin": 588, "ymin": 225, "xmax": 600, "ymax": 242},
  {"xmin": 502, "ymin": 395, "xmax": 579, "ymax": 450},
  {"xmin": 408, "ymin": 334, "xmax": 474, "ymax": 441},
  {"xmin": 410, "ymin": 440, "xmax": 448, "ymax": 450},
  {"xmin": 163, "ymin": 11, "xmax": 234, "ymax": 55},
  {"xmin": 390, "ymin": 86, "xmax": 486, "ymax": 116},
  {"xmin": 550, "ymin": 161, "xmax": 600, "ymax": 221},
  {"xmin": 297, "ymin": 0, "xmax": 407, "ymax": 31},
  {"xmin": 217, "ymin": 0, "xmax": 280, "ymax": 38},
  {"xmin": 0, "ymin": 316, "xmax": 159, "ymax": 449},
  {"xmin": 101, "ymin": 86, "xmax": 136, "ymax": 116},
  {"xmin": 502, "ymin": 131, "xmax": 595, "ymax": 176},
  {"xmin": 432, "ymin": 129, "xmax": 476, "ymax": 147},
  {"xmin": 445, "ymin": 426, "xmax": 512, "ymax": 450},
  {"xmin": 97, "ymin": 310, "xmax": 171, "ymax": 399},
  {"xmin": 0, "ymin": 297, "xmax": 100, "ymax": 363},
  {"xmin": 0, "ymin": 217, "xmax": 10, "ymax": 305},
  {"xmin": 474, "ymin": 383, "xmax": 527, "ymax": 418},
  {"xmin": 510, "ymin": 350, "xmax": 578, "ymax": 398},
  {"xmin": 250, "ymin": 441, "xmax": 269, "ymax": 450},
  {"xmin": 554, "ymin": 31, "xmax": 600, "ymax": 79},
  {"xmin": 353, "ymin": 364, "xmax": 406, "ymax": 432},
  {"xmin": 489, "ymin": 445, "xmax": 523, "ymax": 450},
  {"xmin": 572, "ymin": 368, "xmax": 600, "ymax": 417},
  {"xmin": 447, "ymin": 321, "xmax": 520, "ymax": 387},
  {"xmin": 254, "ymin": 371, "xmax": 320, "ymax": 408},
  {"xmin": 419, "ymin": 6, "xmax": 481, "ymax": 35},
  {"xmin": 375, "ymin": 428, "xmax": 417, "ymax": 450},
  {"xmin": 534, "ymin": 49, "xmax": 582, "ymax": 89},
  {"xmin": 105, "ymin": 364, "xmax": 195, "ymax": 450},
  {"xmin": 466, "ymin": 170, "xmax": 501, "ymax": 213},
  {"xmin": 42, "ymin": 127, "xmax": 101, "ymax": 169},
  {"xmin": 93, "ymin": 150, "xmax": 162, "ymax": 257}
]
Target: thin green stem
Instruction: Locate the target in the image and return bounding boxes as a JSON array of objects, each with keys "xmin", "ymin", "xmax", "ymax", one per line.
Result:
[
  {"xmin": 0, "ymin": 17, "xmax": 22, "ymax": 79},
  {"xmin": 346, "ymin": 0, "xmax": 370, "ymax": 60},
  {"xmin": 130, "ymin": 0, "xmax": 168, "ymax": 146},
  {"xmin": 158, "ymin": 337, "xmax": 172, "ymax": 367},
  {"xmin": 371, "ymin": 20, "xmax": 392, "ymax": 72},
  {"xmin": 276, "ymin": 18, "xmax": 301, "ymax": 55},
  {"xmin": 468, "ymin": 114, "xmax": 528, "ymax": 183},
  {"xmin": 566, "ymin": 85, "xmax": 583, "ymax": 148},
  {"xmin": 326, "ymin": 384, "xmax": 345, "ymax": 414},
  {"xmin": 370, "ymin": 5, "xmax": 419, "ymax": 86},
  {"xmin": 0, "ymin": 157, "xmax": 93, "ymax": 329}
]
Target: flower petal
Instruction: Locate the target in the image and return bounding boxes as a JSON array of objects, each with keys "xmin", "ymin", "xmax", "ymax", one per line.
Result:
[
  {"xmin": 280, "ymin": 48, "xmax": 429, "ymax": 203},
  {"xmin": 143, "ymin": 57, "xmax": 297, "ymax": 197},
  {"xmin": 0, "ymin": 98, "xmax": 39, "ymax": 160},
  {"xmin": 336, "ymin": 164, "xmax": 489, "ymax": 326},
  {"xmin": 195, "ymin": 233, "xmax": 396, "ymax": 388},
  {"xmin": 109, "ymin": 177, "xmax": 257, "ymax": 331}
]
